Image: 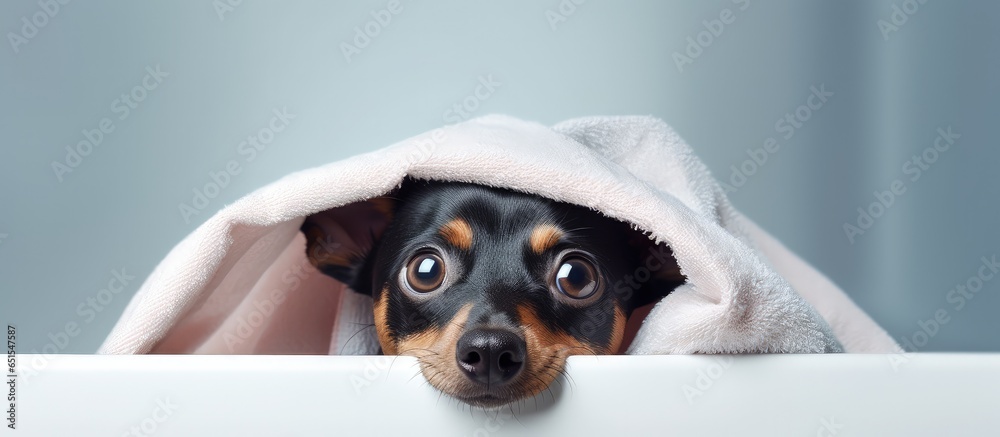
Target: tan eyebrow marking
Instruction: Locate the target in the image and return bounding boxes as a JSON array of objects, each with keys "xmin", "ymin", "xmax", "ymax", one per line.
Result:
[
  {"xmin": 529, "ymin": 224, "xmax": 563, "ymax": 254},
  {"xmin": 439, "ymin": 218, "xmax": 473, "ymax": 250}
]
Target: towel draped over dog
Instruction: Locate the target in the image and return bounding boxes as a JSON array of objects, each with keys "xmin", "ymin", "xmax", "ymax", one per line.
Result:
[{"xmin": 99, "ymin": 115, "xmax": 900, "ymax": 355}]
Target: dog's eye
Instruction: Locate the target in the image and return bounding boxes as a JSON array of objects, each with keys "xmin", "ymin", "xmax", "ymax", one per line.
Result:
[
  {"xmin": 555, "ymin": 257, "xmax": 598, "ymax": 299},
  {"xmin": 405, "ymin": 252, "xmax": 446, "ymax": 293}
]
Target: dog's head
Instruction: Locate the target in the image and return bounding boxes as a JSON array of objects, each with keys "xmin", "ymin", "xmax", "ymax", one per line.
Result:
[{"xmin": 303, "ymin": 180, "xmax": 683, "ymax": 407}]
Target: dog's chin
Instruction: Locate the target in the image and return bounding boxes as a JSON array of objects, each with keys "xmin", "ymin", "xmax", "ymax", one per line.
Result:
[
  {"xmin": 419, "ymin": 365, "xmax": 552, "ymax": 409},
  {"xmin": 453, "ymin": 393, "xmax": 521, "ymax": 409}
]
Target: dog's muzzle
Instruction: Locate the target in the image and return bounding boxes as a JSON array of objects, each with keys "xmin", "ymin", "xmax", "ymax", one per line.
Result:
[{"xmin": 455, "ymin": 328, "xmax": 526, "ymax": 386}]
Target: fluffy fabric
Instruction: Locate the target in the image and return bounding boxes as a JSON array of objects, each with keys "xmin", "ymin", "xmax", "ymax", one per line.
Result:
[{"xmin": 99, "ymin": 115, "xmax": 900, "ymax": 355}]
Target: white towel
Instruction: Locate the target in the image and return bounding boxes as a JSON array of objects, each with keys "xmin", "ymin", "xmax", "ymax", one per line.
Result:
[{"xmin": 99, "ymin": 115, "xmax": 900, "ymax": 355}]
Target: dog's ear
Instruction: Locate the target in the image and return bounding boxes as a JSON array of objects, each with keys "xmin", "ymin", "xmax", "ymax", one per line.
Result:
[
  {"xmin": 301, "ymin": 195, "xmax": 396, "ymax": 295},
  {"xmin": 625, "ymin": 230, "xmax": 687, "ymax": 312}
]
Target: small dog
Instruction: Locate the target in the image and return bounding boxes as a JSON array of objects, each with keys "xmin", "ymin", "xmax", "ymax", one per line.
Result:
[{"xmin": 303, "ymin": 179, "xmax": 684, "ymax": 407}]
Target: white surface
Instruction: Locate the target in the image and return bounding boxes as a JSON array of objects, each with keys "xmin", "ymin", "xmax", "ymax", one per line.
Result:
[{"xmin": 10, "ymin": 354, "xmax": 998, "ymax": 436}]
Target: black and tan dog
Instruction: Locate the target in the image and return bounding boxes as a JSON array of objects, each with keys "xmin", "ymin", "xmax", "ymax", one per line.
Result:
[{"xmin": 302, "ymin": 179, "xmax": 684, "ymax": 407}]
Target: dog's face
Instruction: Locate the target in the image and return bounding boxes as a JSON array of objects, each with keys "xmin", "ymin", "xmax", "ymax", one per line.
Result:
[{"xmin": 303, "ymin": 180, "xmax": 683, "ymax": 407}]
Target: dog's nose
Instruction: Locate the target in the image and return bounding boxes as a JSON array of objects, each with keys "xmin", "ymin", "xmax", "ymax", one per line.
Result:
[{"xmin": 455, "ymin": 328, "xmax": 526, "ymax": 385}]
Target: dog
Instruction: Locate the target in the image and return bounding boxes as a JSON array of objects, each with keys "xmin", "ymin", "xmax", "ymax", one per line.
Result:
[{"xmin": 302, "ymin": 179, "xmax": 685, "ymax": 407}]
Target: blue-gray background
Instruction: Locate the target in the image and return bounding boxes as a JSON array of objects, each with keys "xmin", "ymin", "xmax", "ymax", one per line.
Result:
[{"xmin": 1, "ymin": 1, "xmax": 997, "ymax": 353}]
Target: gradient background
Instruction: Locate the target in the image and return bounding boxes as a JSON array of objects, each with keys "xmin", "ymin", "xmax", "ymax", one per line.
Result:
[{"xmin": 1, "ymin": 1, "xmax": 997, "ymax": 353}]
